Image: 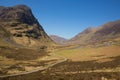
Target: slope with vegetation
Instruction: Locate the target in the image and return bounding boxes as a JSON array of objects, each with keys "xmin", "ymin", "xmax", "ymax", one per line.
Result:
[
  {"xmin": 49, "ymin": 35, "xmax": 67, "ymax": 44},
  {"xmin": 0, "ymin": 5, "xmax": 56, "ymax": 76},
  {"xmin": 0, "ymin": 5, "xmax": 54, "ymax": 47},
  {"xmin": 66, "ymin": 20, "xmax": 120, "ymax": 45}
]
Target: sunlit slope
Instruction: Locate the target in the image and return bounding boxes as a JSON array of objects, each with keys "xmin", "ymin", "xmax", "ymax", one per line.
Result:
[
  {"xmin": 54, "ymin": 45, "xmax": 120, "ymax": 61},
  {"xmin": 66, "ymin": 20, "xmax": 120, "ymax": 45}
]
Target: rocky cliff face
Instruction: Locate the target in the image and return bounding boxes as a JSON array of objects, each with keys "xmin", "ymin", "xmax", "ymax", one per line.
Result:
[
  {"xmin": 0, "ymin": 5, "xmax": 37, "ymax": 24},
  {"xmin": 0, "ymin": 5, "xmax": 53, "ymax": 47}
]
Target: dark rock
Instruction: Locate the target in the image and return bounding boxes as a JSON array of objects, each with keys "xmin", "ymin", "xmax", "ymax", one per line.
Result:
[
  {"xmin": 0, "ymin": 5, "xmax": 37, "ymax": 25},
  {"xmin": 0, "ymin": 5, "xmax": 53, "ymax": 47}
]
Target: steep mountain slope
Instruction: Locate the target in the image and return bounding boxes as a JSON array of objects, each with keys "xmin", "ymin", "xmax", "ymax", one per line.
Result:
[
  {"xmin": 66, "ymin": 27, "xmax": 97, "ymax": 45},
  {"xmin": 49, "ymin": 35, "xmax": 67, "ymax": 44},
  {"xmin": 66, "ymin": 20, "xmax": 120, "ymax": 45},
  {"xmin": 0, "ymin": 5, "xmax": 53, "ymax": 47}
]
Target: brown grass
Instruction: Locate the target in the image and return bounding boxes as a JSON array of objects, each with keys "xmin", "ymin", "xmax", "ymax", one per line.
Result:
[
  {"xmin": 54, "ymin": 45, "xmax": 120, "ymax": 61},
  {"xmin": 0, "ymin": 46, "xmax": 47, "ymax": 60}
]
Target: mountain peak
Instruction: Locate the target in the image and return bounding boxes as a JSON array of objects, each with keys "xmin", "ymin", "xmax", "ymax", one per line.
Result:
[
  {"xmin": 0, "ymin": 5, "xmax": 37, "ymax": 25},
  {"xmin": 0, "ymin": 5, "xmax": 53, "ymax": 47},
  {"xmin": 14, "ymin": 4, "xmax": 30, "ymax": 9}
]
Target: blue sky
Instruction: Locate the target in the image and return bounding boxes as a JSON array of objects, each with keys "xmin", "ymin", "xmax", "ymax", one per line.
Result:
[{"xmin": 0, "ymin": 0, "xmax": 120, "ymax": 39}]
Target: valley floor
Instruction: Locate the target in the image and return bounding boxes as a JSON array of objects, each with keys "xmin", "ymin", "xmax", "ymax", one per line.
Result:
[
  {"xmin": 0, "ymin": 59, "xmax": 120, "ymax": 80},
  {"xmin": 0, "ymin": 45, "xmax": 120, "ymax": 80}
]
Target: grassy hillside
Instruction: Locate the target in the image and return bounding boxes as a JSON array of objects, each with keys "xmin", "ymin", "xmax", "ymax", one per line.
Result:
[{"xmin": 66, "ymin": 20, "xmax": 120, "ymax": 45}]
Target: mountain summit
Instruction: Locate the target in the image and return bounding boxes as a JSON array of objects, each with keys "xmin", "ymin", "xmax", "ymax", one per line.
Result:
[{"xmin": 0, "ymin": 5, "xmax": 53, "ymax": 47}]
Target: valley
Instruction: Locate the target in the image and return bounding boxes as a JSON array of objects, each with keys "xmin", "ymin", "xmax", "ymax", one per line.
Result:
[
  {"xmin": 0, "ymin": 43, "xmax": 120, "ymax": 80},
  {"xmin": 0, "ymin": 4, "xmax": 120, "ymax": 80}
]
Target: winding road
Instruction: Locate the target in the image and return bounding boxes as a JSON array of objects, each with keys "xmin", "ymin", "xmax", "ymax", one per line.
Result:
[
  {"xmin": 0, "ymin": 53, "xmax": 119, "ymax": 79},
  {"xmin": 0, "ymin": 54, "xmax": 68, "ymax": 78}
]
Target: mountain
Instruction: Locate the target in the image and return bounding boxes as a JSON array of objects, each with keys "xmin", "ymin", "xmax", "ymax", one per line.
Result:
[
  {"xmin": 66, "ymin": 20, "xmax": 120, "ymax": 45},
  {"xmin": 49, "ymin": 35, "xmax": 67, "ymax": 44},
  {"xmin": 0, "ymin": 5, "xmax": 53, "ymax": 47}
]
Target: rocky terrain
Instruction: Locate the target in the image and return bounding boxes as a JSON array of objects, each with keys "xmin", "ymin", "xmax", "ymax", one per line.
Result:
[
  {"xmin": 0, "ymin": 5, "xmax": 56, "ymax": 75},
  {"xmin": 0, "ymin": 5, "xmax": 53, "ymax": 47}
]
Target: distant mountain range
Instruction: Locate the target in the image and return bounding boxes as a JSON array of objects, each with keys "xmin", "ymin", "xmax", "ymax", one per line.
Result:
[
  {"xmin": 66, "ymin": 20, "xmax": 120, "ymax": 45},
  {"xmin": 0, "ymin": 5, "xmax": 54, "ymax": 47},
  {"xmin": 49, "ymin": 20, "xmax": 120, "ymax": 45},
  {"xmin": 0, "ymin": 5, "xmax": 120, "ymax": 47},
  {"xmin": 49, "ymin": 35, "xmax": 67, "ymax": 44}
]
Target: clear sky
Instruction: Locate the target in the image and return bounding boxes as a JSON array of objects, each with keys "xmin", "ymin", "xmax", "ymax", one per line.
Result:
[{"xmin": 0, "ymin": 0, "xmax": 120, "ymax": 39}]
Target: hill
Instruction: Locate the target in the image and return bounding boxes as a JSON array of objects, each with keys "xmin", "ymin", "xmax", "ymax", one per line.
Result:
[
  {"xmin": 0, "ymin": 5, "xmax": 55, "ymax": 61},
  {"xmin": 49, "ymin": 35, "xmax": 67, "ymax": 44},
  {"xmin": 0, "ymin": 5, "xmax": 54, "ymax": 47},
  {"xmin": 66, "ymin": 20, "xmax": 120, "ymax": 45}
]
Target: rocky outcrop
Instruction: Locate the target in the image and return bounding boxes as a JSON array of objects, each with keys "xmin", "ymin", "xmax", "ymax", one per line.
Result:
[
  {"xmin": 0, "ymin": 5, "xmax": 53, "ymax": 47},
  {"xmin": 0, "ymin": 5, "xmax": 37, "ymax": 24}
]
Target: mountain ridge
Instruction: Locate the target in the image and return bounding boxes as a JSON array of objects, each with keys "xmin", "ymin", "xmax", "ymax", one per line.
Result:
[
  {"xmin": 0, "ymin": 5, "xmax": 54, "ymax": 47},
  {"xmin": 66, "ymin": 20, "xmax": 120, "ymax": 45}
]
